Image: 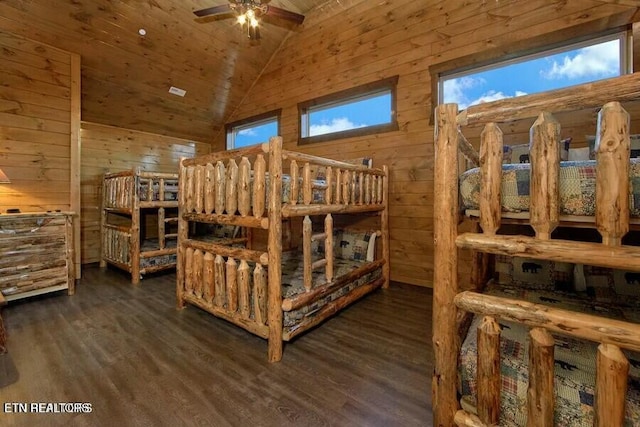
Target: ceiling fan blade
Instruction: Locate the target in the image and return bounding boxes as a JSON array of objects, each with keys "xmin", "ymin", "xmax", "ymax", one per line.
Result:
[
  {"xmin": 193, "ymin": 4, "xmax": 233, "ymax": 18},
  {"xmin": 264, "ymin": 5, "xmax": 305, "ymax": 25}
]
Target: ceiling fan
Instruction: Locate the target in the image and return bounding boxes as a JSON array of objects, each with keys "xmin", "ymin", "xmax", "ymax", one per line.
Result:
[{"xmin": 193, "ymin": 1, "xmax": 305, "ymax": 41}]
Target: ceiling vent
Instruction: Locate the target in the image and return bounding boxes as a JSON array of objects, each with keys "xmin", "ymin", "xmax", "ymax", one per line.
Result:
[{"xmin": 169, "ymin": 86, "xmax": 186, "ymax": 97}]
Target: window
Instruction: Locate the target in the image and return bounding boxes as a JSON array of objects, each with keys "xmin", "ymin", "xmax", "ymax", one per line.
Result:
[
  {"xmin": 226, "ymin": 109, "xmax": 281, "ymax": 150},
  {"xmin": 439, "ymin": 31, "xmax": 630, "ymax": 110},
  {"xmin": 298, "ymin": 76, "xmax": 399, "ymax": 145}
]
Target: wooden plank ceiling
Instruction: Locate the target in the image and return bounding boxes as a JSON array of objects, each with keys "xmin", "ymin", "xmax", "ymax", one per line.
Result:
[
  {"xmin": 0, "ymin": 0, "xmax": 637, "ymax": 143},
  {"xmin": 0, "ymin": 0, "xmax": 324, "ymax": 142}
]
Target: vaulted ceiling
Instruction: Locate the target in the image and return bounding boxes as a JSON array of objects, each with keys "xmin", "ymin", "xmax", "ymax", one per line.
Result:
[
  {"xmin": 0, "ymin": 0, "xmax": 329, "ymax": 142},
  {"xmin": 1, "ymin": 0, "xmax": 638, "ymax": 143}
]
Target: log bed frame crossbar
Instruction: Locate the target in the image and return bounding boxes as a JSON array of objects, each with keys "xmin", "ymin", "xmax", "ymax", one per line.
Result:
[{"xmin": 433, "ymin": 72, "xmax": 640, "ymax": 427}]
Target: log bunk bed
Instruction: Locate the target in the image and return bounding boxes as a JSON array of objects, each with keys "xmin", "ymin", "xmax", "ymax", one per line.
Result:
[
  {"xmin": 433, "ymin": 72, "xmax": 640, "ymax": 427},
  {"xmin": 176, "ymin": 136, "xmax": 389, "ymax": 362},
  {"xmin": 100, "ymin": 169, "xmax": 179, "ymax": 284}
]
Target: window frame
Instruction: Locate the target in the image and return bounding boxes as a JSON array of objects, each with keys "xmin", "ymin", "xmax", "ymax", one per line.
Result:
[
  {"xmin": 225, "ymin": 109, "xmax": 281, "ymax": 150},
  {"xmin": 437, "ymin": 30, "xmax": 630, "ymax": 108},
  {"xmin": 297, "ymin": 75, "xmax": 399, "ymax": 145},
  {"xmin": 429, "ymin": 24, "xmax": 633, "ymax": 119}
]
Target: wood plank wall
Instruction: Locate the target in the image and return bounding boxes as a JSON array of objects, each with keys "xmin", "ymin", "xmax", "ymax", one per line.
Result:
[
  {"xmin": 0, "ymin": 31, "xmax": 79, "ymax": 213},
  {"xmin": 80, "ymin": 122, "xmax": 210, "ymax": 264},
  {"xmin": 0, "ymin": 30, "xmax": 81, "ymax": 277},
  {"xmin": 224, "ymin": 0, "xmax": 638, "ymax": 287}
]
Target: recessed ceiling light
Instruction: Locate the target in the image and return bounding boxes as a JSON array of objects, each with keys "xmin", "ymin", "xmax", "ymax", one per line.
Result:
[{"xmin": 138, "ymin": 28, "xmax": 147, "ymax": 36}]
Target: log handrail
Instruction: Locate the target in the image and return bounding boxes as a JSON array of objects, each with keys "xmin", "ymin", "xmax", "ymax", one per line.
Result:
[
  {"xmin": 456, "ymin": 233, "xmax": 640, "ymax": 272},
  {"xmin": 455, "ymin": 291, "xmax": 640, "ymax": 352},
  {"xmin": 181, "ymin": 239, "xmax": 268, "ymax": 265},
  {"xmin": 457, "ymin": 72, "xmax": 640, "ymax": 126}
]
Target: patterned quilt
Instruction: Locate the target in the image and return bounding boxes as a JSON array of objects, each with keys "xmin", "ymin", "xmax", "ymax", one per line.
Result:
[
  {"xmin": 281, "ymin": 253, "xmax": 382, "ymax": 328},
  {"xmin": 460, "ymin": 159, "xmax": 640, "ymax": 216},
  {"xmin": 459, "ymin": 282, "xmax": 640, "ymax": 426}
]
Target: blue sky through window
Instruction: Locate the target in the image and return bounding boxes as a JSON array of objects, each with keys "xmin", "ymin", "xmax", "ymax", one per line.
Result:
[
  {"xmin": 442, "ymin": 38, "xmax": 622, "ymax": 109},
  {"xmin": 233, "ymin": 92, "xmax": 392, "ymax": 146},
  {"xmin": 307, "ymin": 92, "xmax": 392, "ymax": 137},
  {"xmin": 232, "ymin": 119, "xmax": 278, "ymax": 148}
]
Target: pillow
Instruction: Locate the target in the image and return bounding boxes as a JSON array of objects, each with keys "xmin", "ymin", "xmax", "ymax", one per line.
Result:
[
  {"xmin": 494, "ymin": 255, "xmax": 573, "ymax": 291},
  {"xmin": 317, "ymin": 229, "xmax": 375, "ymax": 262},
  {"xmin": 334, "ymin": 230, "xmax": 373, "ymax": 261},
  {"xmin": 506, "ymin": 137, "xmax": 571, "ymax": 164},
  {"xmin": 588, "ymin": 134, "xmax": 640, "ymax": 159}
]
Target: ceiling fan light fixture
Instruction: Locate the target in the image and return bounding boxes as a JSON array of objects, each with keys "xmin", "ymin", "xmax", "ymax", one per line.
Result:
[
  {"xmin": 234, "ymin": 4, "xmax": 262, "ymax": 40},
  {"xmin": 194, "ymin": 1, "xmax": 305, "ymax": 42}
]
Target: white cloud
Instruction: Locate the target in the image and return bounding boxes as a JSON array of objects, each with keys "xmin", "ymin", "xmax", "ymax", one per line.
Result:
[
  {"xmin": 238, "ymin": 128, "xmax": 257, "ymax": 136},
  {"xmin": 468, "ymin": 90, "xmax": 510, "ymax": 105},
  {"xmin": 309, "ymin": 117, "xmax": 365, "ymax": 136},
  {"xmin": 541, "ymin": 40, "xmax": 618, "ymax": 80},
  {"xmin": 442, "ymin": 76, "xmax": 484, "ymax": 109},
  {"xmin": 467, "ymin": 89, "xmax": 529, "ymax": 107}
]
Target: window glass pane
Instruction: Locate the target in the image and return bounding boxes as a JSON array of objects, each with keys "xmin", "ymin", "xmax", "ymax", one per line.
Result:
[
  {"xmin": 230, "ymin": 118, "xmax": 277, "ymax": 149},
  {"xmin": 307, "ymin": 91, "xmax": 392, "ymax": 137},
  {"xmin": 442, "ymin": 37, "xmax": 623, "ymax": 110}
]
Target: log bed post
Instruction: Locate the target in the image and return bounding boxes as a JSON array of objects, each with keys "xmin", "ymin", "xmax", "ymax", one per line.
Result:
[
  {"xmin": 528, "ymin": 327, "xmax": 555, "ymax": 427},
  {"xmin": 595, "ymin": 343, "xmax": 628, "ymax": 426},
  {"xmin": 479, "ymin": 123, "xmax": 503, "ymax": 235},
  {"xmin": 477, "ymin": 316, "xmax": 501, "ymax": 425},
  {"xmin": 433, "ymin": 103, "xmax": 460, "ymax": 427},
  {"xmin": 303, "ymin": 216, "xmax": 313, "ymax": 291},
  {"xmin": 595, "ymin": 101, "xmax": 630, "ymax": 246},
  {"xmin": 176, "ymin": 158, "xmax": 188, "ymax": 309},
  {"xmin": 382, "ymin": 165, "xmax": 390, "ymax": 289},
  {"xmin": 131, "ymin": 170, "xmax": 141, "ymax": 284},
  {"xmin": 325, "ymin": 214, "xmax": 334, "ymax": 283},
  {"xmin": 253, "ymin": 154, "xmax": 266, "ymax": 217},
  {"xmin": 529, "ymin": 112, "xmax": 560, "ymax": 240},
  {"xmin": 99, "ymin": 175, "xmax": 108, "ymax": 268},
  {"xmin": 267, "ymin": 136, "xmax": 284, "ymax": 362}
]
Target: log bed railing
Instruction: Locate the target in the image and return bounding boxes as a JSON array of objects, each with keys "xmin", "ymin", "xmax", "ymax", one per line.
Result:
[
  {"xmin": 177, "ymin": 136, "xmax": 390, "ymax": 362},
  {"xmin": 433, "ymin": 73, "xmax": 640, "ymax": 427}
]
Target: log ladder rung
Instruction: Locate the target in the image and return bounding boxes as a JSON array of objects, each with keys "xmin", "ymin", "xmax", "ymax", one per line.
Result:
[{"xmin": 302, "ymin": 214, "xmax": 334, "ymax": 291}]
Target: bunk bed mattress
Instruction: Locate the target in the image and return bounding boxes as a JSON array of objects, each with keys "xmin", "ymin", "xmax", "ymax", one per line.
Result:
[
  {"xmin": 460, "ymin": 159, "xmax": 640, "ymax": 216},
  {"xmin": 139, "ymin": 239, "xmax": 177, "ymax": 269},
  {"xmin": 280, "ymin": 255, "xmax": 382, "ymax": 328},
  {"xmin": 459, "ymin": 282, "xmax": 640, "ymax": 426}
]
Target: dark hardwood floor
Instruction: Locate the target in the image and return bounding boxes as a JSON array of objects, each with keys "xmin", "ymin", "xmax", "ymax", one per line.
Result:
[{"xmin": 1, "ymin": 266, "xmax": 434, "ymax": 426}]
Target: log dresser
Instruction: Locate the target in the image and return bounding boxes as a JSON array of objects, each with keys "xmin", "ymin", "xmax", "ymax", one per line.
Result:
[{"xmin": 0, "ymin": 212, "xmax": 76, "ymax": 302}]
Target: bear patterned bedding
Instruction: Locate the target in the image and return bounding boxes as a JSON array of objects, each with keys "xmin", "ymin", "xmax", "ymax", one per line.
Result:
[
  {"xmin": 282, "ymin": 229, "xmax": 380, "ymax": 329},
  {"xmin": 459, "ymin": 258, "xmax": 640, "ymax": 426},
  {"xmin": 459, "ymin": 158, "xmax": 640, "ymax": 216}
]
